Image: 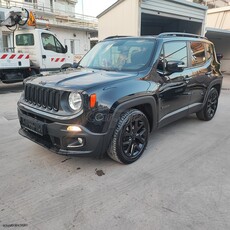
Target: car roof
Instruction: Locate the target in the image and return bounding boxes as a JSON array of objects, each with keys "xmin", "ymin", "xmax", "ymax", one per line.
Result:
[{"xmin": 104, "ymin": 33, "xmax": 211, "ymax": 44}]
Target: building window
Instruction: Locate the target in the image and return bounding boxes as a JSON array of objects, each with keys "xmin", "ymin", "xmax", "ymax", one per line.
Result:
[{"xmin": 70, "ymin": 40, "xmax": 75, "ymax": 54}]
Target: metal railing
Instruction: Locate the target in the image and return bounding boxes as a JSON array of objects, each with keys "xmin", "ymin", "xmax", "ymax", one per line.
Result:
[
  {"xmin": 193, "ymin": 0, "xmax": 230, "ymax": 8},
  {"xmin": 0, "ymin": 0, "xmax": 98, "ymax": 30}
]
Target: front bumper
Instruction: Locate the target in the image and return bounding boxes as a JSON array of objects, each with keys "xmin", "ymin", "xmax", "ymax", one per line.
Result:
[{"xmin": 18, "ymin": 108, "xmax": 107, "ymax": 157}]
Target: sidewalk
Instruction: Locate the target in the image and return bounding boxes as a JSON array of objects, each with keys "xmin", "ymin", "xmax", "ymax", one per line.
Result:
[{"xmin": 223, "ymin": 73, "xmax": 230, "ymax": 89}]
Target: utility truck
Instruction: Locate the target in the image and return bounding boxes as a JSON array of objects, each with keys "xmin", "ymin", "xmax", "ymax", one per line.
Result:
[{"xmin": 0, "ymin": 7, "xmax": 73, "ymax": 83}]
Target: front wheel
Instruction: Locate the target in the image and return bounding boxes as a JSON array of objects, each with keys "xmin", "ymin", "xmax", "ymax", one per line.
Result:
[
  {"xmin": 107, "ymin": 109, "xmax": 149, "ymax": 164},
  {"xmin": 196, "ymin": 87, "xmax": 219, "ymax": 121}
]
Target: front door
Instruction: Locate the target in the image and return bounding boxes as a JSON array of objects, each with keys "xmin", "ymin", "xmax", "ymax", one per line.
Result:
[
  {"xmin": 157, "ymin": 41, "xmax": 193, "ymax": 127},
  {"xmin": 41, "ymin": 32, "xmax": 68, "ymax": 71}
]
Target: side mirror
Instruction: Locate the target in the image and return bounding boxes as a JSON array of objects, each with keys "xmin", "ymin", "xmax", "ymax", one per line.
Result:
[
  {"xmin": 216, "ymin": 53, "xmax": 223, "ymax": 63},
  {"xmin": 72, "ymin": 62, "xmax": 79, "ymax": 68},
  {"xmin": 64, "ymin": 45, "xmax": 68, "ymax": 53},
  {"xmin": 166, "ymin": 61, "xmax": 185, "ymax": 73}
]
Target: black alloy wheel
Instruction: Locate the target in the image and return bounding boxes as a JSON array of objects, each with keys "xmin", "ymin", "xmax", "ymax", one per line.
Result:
[
  {"xmin": 108, "ymin": 109, "xmax": 149, "ymax": 164},
  {"xmin": 196, "ymin": 87, "xmax": 219, "ymax": 121}
]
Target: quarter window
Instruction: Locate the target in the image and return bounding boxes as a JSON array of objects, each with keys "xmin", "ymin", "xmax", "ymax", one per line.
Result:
[
  {"xmin": 190, "ymin": 42, "xmax": 206, "ymax": 66},
  {"xmin": 206, "ymin": 43, "xmax": 213, "ymax": 60}
]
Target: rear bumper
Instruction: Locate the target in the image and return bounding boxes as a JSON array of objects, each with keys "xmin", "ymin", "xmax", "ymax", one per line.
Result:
[{"xmin": 18, "ymin": 109, "xmax": 107, "ymax": 157}]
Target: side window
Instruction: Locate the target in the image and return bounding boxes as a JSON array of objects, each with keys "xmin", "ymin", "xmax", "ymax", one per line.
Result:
[
  {"xmin": 164, "ymin": 42, "xmax": 188, "ymax": 66},
  {"xmin": 190, "ymin": 42, "xmax": 206, "ymax": 66},
  {"xmin": 42, "ymin": 33, "xmax": 65, "ymax": 53},
  {"xmin": 157, "ymin": 41, "xmax": 188, "ymax": 72},
  {"xmin": 16, "ymin": 34, "xmax": 34, "ymax": 46},
  {"xmin": 206, "ymin": 43, "xmax": 213, "ymax": 60},
  {"xmin": 42, "ymin": 33, "xmax": 56, "ymax": 52},
  {"xmin": 55, "ymin": 37, "xmax": 65, "ymax": 53}
]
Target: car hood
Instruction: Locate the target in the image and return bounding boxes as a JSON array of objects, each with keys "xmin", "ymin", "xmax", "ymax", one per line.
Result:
[{"xmin": 29, "ymin": 68, "xmax": 139, "ymax": 91}]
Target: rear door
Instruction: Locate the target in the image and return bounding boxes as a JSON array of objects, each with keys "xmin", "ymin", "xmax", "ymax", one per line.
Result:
[{"xmin": 187, "ymin": 41, "xmax": 211, "ymax": 113}]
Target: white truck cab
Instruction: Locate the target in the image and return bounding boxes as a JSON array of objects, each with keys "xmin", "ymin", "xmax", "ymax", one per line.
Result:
[
  {"xmin": 15, "ymin": 28, "xmax": 73, "ymax": 72},
  {"xmin": 0, "ymin": 7, "xmax": 74, "ymax": 83}
]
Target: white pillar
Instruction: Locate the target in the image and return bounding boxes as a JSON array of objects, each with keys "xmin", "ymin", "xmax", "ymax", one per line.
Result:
[{"xmin": 0, "ymin": 28, "xmax": 3, "ymax": 52}]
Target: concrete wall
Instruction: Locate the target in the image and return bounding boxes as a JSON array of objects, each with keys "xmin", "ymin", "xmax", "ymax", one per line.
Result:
[
  {"xmin": 208, "ymin": 37, "xmax": 230, "ymax": 73},
  {"xmin": 98, "ymin": 0, "xmax": 207, "ymax": 40},
  {"xmin": 50, "ymin": 27, "xmax": 90, "ymax": 61},
  {"xmin": 207, "ymin": 6, "xmax": 230, "ymax": 29},
  {"xmin": 206, "ymin": 7, "xmax": 230, "ymax": 73},
  {"xmin": 98, "ymin": 0, "xmax": 140, "ymax": 40}
]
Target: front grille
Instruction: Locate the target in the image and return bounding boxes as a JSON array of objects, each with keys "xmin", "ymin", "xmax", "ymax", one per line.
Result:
[{"xmin": 24, "ymin": 84, "xmax": 60, "ymax": 111}]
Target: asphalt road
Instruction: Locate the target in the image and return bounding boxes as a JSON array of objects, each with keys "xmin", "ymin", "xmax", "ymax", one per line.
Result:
[{"xmin": 0, "ymin": 76, "xmax": 230, "ymax": 230}]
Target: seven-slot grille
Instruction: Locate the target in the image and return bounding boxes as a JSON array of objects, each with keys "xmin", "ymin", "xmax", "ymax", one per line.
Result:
[{"xmin": 24, "ymin": 84, "xmax": 60, "ymax": 111}]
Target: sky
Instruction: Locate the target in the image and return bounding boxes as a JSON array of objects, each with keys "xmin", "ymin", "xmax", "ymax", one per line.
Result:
[{"xmin": 75, "ymin": 0, "xmax": 117, "ymax": 17}]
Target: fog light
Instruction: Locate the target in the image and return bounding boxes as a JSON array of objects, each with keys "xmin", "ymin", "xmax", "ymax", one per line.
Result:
[
  {"xmin": 67, "ymin": 137, "xmax": 85, "ymax": 148},
  {"xmin": 67, "ymin": 126, "xmax": 82, "ymax": 132},
  {"xmin": 78, "ymin": 138, "xmax": 83, "ymax": 144}
]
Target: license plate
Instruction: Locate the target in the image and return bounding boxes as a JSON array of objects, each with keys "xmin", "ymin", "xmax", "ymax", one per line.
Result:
[{"xmin": 20, "ymin": 115, "xmax": 46, "ymax": 136}]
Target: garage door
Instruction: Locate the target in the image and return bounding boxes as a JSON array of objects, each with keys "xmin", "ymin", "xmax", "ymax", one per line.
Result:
[{"xmin": 140, "ymin": 0, "xmax": 206, "ymax": 35}]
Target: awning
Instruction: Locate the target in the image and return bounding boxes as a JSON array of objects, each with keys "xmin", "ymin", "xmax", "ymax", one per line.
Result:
[{"xmin": 206, "ymin": 27, "xmax": 230, "ymax": 38}]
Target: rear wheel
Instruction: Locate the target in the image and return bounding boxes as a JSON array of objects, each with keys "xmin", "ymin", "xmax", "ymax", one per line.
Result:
[
  {"xmin": 196, "ymin": 87, "xmax": 219, "ymax": 121},
  {"xmin": 107, "ymin": 109, "xmax": 149, "ymax": 164}
]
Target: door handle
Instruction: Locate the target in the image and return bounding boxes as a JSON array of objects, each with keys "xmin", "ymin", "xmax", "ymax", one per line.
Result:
[
  {"xmin": 42, "ymin": 55, "xmax": 46, "ymax": 59},
  {"xmin": 205, "ymin": 71, "xmax": 212, "ymax": 75},
  {"xmin": 183, "ymin": 75, "xmax": 192, "ymax": 81}
]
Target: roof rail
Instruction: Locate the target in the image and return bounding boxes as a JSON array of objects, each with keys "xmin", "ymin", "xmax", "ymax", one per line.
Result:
[
  {"xmin": 157, "ymin": 32, "xmax": 207, "ymax": 40},
  {"xmin": 104, "ymin": 35, "xmax": 130, "ymax": 40}
]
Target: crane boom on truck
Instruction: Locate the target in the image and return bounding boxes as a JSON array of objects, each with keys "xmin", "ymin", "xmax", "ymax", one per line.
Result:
[{"xmin": 0, "ymin": 7, "xmax": 73, "ymax": 84}]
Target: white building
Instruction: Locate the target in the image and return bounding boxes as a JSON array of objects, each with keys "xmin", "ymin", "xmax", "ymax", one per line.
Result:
[
  {"xmin": 206, "ymin": 6, "xmax": 230, "ymax": 73},
  {"xmin": 98, "ymin": 0, "xmax": 207, "ymax": 40},
  {"xmin": 0, "ymin": 0, "xmax": 98, "ymax": 61}
]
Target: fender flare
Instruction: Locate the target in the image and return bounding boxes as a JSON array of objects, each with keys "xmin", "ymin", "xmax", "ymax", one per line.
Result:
[
  {"xmin": 202, "ymin": 78, "xmax": 223, "ymax": 106},
  {"xmin": 99, "ymin": 96, "xmax": 158, "ymax": 157},
  {"xmin": 61, "ymin": 63, "xmax": 72, "ymax": 69}
]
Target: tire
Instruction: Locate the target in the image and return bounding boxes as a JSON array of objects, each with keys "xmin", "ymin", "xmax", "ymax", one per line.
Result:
[
  {"xmin": 107, "ymin": 109, "xmax": 149, "ymax": 164},
  {"xmin": 196, "ymin": 87, "xmax": 219, "ymax": 121}
]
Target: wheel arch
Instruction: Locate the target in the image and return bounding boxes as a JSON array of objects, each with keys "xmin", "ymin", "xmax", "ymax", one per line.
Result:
[
  {"xmin": 212, "ymin": 83, "xmax": 221, "ymax": 96},
  {"xmin": 133, "ymin": 103, "xmax": 154, "ymax": 132},
  {"xmin": 99, "ymin": 96, "xmax": 158, "ymax": 158},
  {"xmin": 112, "ymin": 96, "xmax": 157, "ymax": 132},
  {"xmin": 203, "ymin": 79, "xmax": 222, "ymax": 105},
  {"xmin": 61, "ymin": 63, "xmax": 72, "ymax": 69}
]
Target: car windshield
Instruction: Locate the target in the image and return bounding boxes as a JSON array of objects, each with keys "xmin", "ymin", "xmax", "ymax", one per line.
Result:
[{"xmin": 80, "ymin": 38, "xmax": 155, "ymax": 71}]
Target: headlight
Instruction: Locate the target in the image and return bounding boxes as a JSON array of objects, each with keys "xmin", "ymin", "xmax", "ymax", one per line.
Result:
[{"xmin": 68, "ymin": 92, "xmax": 82, "ymax": 111}]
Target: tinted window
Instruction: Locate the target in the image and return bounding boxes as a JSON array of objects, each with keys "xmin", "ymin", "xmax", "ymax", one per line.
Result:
[
  {"xmin": 80, "ymin": 39, "xmax": 155, "ymax": 72},
  {"xmin": 164, "ymin": 42, "xmax": 188, "ymax": 66},
  {"xmin": 190, "ymin": 42, "xmax": 206, "ymax": 66},
  {"xmin": 157, "ymin": 41, "xmax": 187, "ymax": 72},
  {"xmin": 16, "ymin": 34, "xmax": 34, "ymax": 46},
  {"xmin": 206, "ymin": 43, "xmax": 213, "ymax": 60}
]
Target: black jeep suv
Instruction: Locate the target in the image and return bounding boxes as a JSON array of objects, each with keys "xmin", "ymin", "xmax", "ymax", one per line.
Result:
[{"xmin": 17, "ymin": 33, "xmax": 223, "ymax": 164}]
